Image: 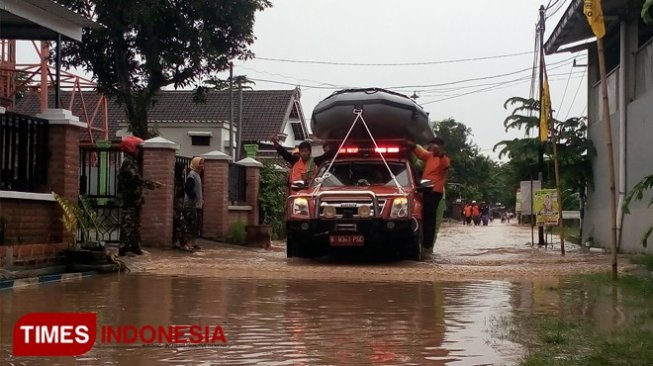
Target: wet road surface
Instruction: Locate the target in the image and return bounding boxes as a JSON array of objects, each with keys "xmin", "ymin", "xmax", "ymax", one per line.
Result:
[
  {"xmin": 0, "ymin": 222, "xmax": 627, "ymax": 365},
  {"xmin": 2, "ymin": 275, "xmax": 536, "ymax": 365},
  {"xmin": 132, "ymin": 222, "xmax": 623, "ymax": 282}
]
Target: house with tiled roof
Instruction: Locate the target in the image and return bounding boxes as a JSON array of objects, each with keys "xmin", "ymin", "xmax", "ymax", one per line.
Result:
[{"xmin": 15, "ymin": 87, "xmax": 309, "ymax": 158}]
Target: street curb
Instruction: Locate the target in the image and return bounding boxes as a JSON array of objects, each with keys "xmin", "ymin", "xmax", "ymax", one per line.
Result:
[{"xmin": 0, "ymin": 271, "xmax": 98, "ymax": 291}]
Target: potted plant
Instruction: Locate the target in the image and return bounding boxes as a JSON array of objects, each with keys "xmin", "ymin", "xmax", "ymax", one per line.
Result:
[{"xmin": 52, "ymin": 192, "xmax": 108, "ymax": 266}]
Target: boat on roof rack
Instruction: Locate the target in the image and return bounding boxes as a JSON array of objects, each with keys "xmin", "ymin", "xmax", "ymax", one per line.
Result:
[{"xmin": 310, "ymin": 88, "xmax": 434, "ymax": 145}]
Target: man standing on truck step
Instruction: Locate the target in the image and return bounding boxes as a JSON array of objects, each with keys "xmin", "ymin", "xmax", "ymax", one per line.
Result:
[
  {"xmin": 271, "ymin": 137, "xmax": 336, "ymax": 186},
  {"xmin": 409, "ymin": 137, "xmax": 451, "ymax": 260}
]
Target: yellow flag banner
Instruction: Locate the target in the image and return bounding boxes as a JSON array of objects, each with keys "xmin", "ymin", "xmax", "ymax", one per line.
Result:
[
  {"xmin": 540, "ymin": 78, "xmax": 550, "ymax": 142},
  {"xmin": 583, "ymin": 0, "xmax": 606, "ymax": 39}
]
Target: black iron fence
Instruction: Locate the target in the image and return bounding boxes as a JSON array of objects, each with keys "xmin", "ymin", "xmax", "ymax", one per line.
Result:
[
  {"xmin": 79, "ymin": 145, "xmax": 123, "ymax": 244},
  {"xmin": 174, "ymin": 155, "xmax": 204, "ymax": 240},
  {"xmin": 0, "ymin": 112, "xmax": 48, "ymax": 192},
  {"xmin": 229, "ymin": 163, "xmax": 247, "ymax": 204}
]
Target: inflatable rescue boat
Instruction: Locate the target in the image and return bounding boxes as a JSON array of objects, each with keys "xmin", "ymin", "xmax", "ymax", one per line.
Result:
[{"xmin": 311, "ymin": 88, "xmax": 434, "ymax": 145}]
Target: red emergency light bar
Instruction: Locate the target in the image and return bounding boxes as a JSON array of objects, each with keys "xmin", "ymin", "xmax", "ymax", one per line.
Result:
[
  {"xmin": 375, "ymin": 146, "xmax": 400, "ymax": 153},
  {"xmin": 339, "ymin": 146, "xmax": 359, "ymax": 154},
  {"xmin": 339, "ymin": 146, "xmax": 400, "ymax": 154}
]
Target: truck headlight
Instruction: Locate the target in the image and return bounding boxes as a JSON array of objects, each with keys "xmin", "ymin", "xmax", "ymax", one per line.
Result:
[
  {"xmin": 358, "ymin": 205, "xmax": 372, "ymax": 218},
  {"xmin": 390, "ymin": 197, "xmax": 409, "ymax": 218},
  {"xmin": 292, "ymin": 197, "xmax": 310, "ymax": 217},
  {"xmin": 322, "ymin": 205, "xmax": 336, "ymax": 218}
]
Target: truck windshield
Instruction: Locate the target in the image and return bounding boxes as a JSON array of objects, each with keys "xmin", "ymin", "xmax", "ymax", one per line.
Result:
[{"xmin": 315, "ymin": 162, "xmax": 411, "ymax": 187}]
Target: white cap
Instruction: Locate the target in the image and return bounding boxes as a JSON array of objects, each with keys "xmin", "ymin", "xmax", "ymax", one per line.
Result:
[{"xmin": 472, "ymin": 200, "xmax": 476, "ymax": 203}]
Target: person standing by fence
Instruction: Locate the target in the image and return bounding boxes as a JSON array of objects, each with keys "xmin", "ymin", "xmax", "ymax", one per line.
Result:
[
  {"xmin": 180, "ymin": 157, "xmax": 204, "ymax": 251},
  {"xmin": 117, "ymin": 136, "xmax": 162, "ymax": 256}
]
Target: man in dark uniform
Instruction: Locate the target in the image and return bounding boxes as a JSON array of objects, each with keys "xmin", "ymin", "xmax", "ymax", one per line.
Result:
[{"xmin": 117, "ymin": 136, "xmax": 162, "ymax": 256}]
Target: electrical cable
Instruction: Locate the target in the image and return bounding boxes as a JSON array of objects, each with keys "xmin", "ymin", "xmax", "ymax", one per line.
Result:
[
  {"xmin": 555, "ymin": 63, "xmax": 575, "ymax": 119},
  {"xmin": 420, "ymin": 73, "xmax": 585, "ymax": 105},
  {"xmin": 546, "ymin": 0, "xmax": 569, "ymax": 20},
  {"xmin": 563, "ymin": 66, "xmax": 587, "ymax": 120},
  {"xmin": 254, "ymin": 50, "xmax": 534, "ymax": 67}
]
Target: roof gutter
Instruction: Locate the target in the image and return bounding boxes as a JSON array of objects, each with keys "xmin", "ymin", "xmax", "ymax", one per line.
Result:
[{"xmin": 545, "ymin": 0, "xmax": 584, "ymax": 54}]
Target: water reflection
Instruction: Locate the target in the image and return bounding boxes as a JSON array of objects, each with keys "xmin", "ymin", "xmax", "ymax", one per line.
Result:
[{"xmin": 1, "ymin": 275, "xmax": 529, "ymax": 365}]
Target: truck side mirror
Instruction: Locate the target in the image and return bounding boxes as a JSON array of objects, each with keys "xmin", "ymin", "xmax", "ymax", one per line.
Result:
[{"xmin": 290, "ymin": 181, "xmax": 306, "ymax": 190}]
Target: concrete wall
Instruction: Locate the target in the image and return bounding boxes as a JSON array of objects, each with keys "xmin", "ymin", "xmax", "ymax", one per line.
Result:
[
  {"xmin": 582, "ymin": 105, "xmax": 620, "ymax": 250},
  {"xmin": 583, "ymin": 24, "xmax": 653, "ymax": 253},
  {"xmin": 620, "ymin": 87, "xmax": 653, "ymax": 253}
]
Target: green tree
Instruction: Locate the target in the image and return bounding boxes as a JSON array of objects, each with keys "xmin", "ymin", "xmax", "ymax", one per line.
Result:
[
  {"xmin": 259, "ymin": 162, "xmax": 288, "ymax": 240},
  {"xmin": 643, "ymin": 0, "xmax": 653, "ymax": 24},
  {"xmin": 495, "ymin": 96, "xmax": 594, "ymax": 215},
  {"xmin": 58, "ymin": 0, "xmax": 271, "ymax": 138},
  {"xmin": 624, "ymin": 175, "xmax": 653, "ymax": 248},
  {"xmin": 432, "ymin": 118, "xmax": 504, "ymax": 208}
]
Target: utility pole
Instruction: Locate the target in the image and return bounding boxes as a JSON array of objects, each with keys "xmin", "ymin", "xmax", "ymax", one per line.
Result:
[
  {"xmin": 537, "ymin": 5, "xmax": 546, "ymax": 246},
  {"xmin": 229, "ymin": 63, "xmax": 234, "ymax": 159},
  {"xmin": 236, "ymin": 78, "xmax": 243, "ymax": 161}
]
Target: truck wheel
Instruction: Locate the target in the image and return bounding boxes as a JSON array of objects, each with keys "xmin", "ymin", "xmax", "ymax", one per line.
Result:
[
  {"xmin": 286, "ymin": 234, "xmax": 303, "ymax": 258},
  {"xmin": 403, "ymin": 233, "xmax": 422, "ymax": 261}
]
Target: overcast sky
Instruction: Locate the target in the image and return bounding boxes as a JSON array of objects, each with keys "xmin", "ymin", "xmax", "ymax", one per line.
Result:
[
  {"xmin": 227, "ymin": 0, "xmax": 587, "ymax": 159},
  {"xmin": 16, "ymin": 0, "xmax": 587, "ymax": 160}
]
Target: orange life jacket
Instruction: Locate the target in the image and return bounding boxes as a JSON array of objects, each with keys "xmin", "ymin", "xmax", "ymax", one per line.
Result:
[
  {"xmin": 463, "ymin": 205, "xmax": 472, "ymax": 217},
  {"xmin": 290, "ymin": 158, "xmax": 317, "ymax": 184}
]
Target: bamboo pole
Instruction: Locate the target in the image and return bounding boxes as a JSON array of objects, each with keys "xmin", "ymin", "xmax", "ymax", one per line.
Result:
[
  {"xmin": 551, "ymin": 123, "xmax": 565, "ymax": 256},
  {"xmin": 596, "ymin": 37, "xmax": 618, "ymax": 279}
]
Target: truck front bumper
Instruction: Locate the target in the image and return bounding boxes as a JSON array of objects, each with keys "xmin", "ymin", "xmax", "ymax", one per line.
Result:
[{"xmin": 287, "ymin": 218, "xmax": 418, "ymax": 253}]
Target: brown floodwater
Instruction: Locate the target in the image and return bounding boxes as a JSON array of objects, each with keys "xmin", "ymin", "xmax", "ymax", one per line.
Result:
[
  {"xmin": 0, "ymin": 274, "xmax": 560, "ymax": 366},
  {"xmin": 1, "ymin": 223, "xmax": 630, "ymax": 365}
]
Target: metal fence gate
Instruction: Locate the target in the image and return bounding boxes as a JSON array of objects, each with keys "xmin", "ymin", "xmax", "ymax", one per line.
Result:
[
  {"xmin": 79, "ymin": 144, "xmax": 123, "ymax": 245},
  {"xmin": 174, "ymin": 156, "xmax": 204, "ymax": 242}
]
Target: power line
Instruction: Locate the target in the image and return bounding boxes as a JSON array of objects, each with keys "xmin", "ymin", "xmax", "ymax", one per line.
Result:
[
  {"xmin": 555, "ymin": 63, "xmax": 575, "ymax": 119},
  {"xmin": 243, "ymin": 55, "xmax": 585, "ymax": 98},
  {"xmin": 563, "ymin": 66, "xmax": 587, "ymax": 120},
  {"xmin": 254, "ymin": 50, "xmax": 534, "ymax": 67},
  {"xmin": 235, "ymin": 65, "xmax": 349, "ymax": 89},
  {"xmin": 418, "ymin": 70, "xmax": 585, "ymax": 96},
  {"xmin": 246, "ymin": 77, "xmax": 338, "ymax": 90},
  {"xmin": 387, "ymin": 54, "xmax": 583, "ymax": 89},
  {"xmin": 546, "ymin": 0, "xmax": 569, "ymax": 20},
  {"xmin": 420, "ymin": 73, "xmax": 585, "ymax": 105}
]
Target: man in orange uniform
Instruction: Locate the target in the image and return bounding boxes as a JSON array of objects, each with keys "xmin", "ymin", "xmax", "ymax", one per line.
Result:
[
  {"xmin": 411, "ymin": 137, "xmax": 451, "ymax": 260},
  {"xmin": 271, "ymin": 137, "xmax": 335, "ymax": 186}
]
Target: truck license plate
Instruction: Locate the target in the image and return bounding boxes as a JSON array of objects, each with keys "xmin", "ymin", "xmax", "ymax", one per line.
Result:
[{"xmin": 329, "ymin": 234, "xmax": 364, "ymax": 246}]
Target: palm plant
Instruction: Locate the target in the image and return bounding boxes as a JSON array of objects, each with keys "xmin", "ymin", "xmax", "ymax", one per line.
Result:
[
  {"xmin": 623, "ymin": 174, "xmax": 653, "ymax": 247},
  {"xmin": 495, "ymin": 96, "xmax": 595, "ymax": 235},
  {"xmin": 52, "ymin": 193, "xmax": 102, "ymax": 248}
]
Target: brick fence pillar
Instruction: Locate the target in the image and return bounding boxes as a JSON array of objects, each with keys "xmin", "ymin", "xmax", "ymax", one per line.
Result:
[
  {"xmin": 36, "ymin": 109, "xmax": 87, "ymax": 243},
  {"xmin": 36, "ymin": 109, "xmax": 86, "ymax": 201},
  {"xmin": 140, "ymin": 137, "xmax": 178, "ymax": 248},
  {"xmin": 236, "ymin": 157, "xmax": 263, "ymax": 226},
  {"xmin": 201, "ymin": 150, "xmax": 232, "ymax": 240}
]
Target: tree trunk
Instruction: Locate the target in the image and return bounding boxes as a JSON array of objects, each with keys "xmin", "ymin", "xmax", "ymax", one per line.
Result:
[{"xmin": 124, "ymin": 96, "xmax": 152, "ymax": 139}]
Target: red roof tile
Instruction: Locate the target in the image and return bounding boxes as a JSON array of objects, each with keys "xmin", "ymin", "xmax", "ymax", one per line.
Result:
[{"xmin": 14, "ymin": 88, "xmax": 305, "ymax": 142}]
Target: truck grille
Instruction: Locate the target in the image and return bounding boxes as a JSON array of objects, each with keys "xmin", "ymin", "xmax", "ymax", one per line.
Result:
[{"xmin": 319, "ymin": 199, "xmax": 387, "ymax": 218}]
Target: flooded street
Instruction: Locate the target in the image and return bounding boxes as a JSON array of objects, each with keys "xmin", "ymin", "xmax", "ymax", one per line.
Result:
[
  {"xmin": 2, "ymin": 275, "xmax": 533, "ymax": 365},
  {"xmin": 0, "ymin": 223, "xmax": 629, "ymax": 365},
  {"xmin": 134, "ymin": 222, "xmax": 622, "ymax": 282}
]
